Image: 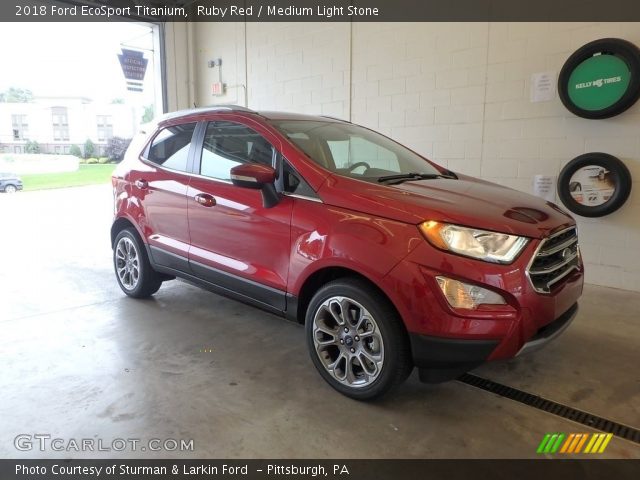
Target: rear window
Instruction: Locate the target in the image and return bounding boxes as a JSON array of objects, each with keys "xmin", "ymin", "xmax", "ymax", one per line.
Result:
[{"xmin": 146, "ymin": 123, "xmax": 197, "ymax": 172}]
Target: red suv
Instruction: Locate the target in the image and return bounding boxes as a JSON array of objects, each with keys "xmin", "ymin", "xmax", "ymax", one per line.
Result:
[{"xmin": 111, "ymin": 106, "xmax": 583, "ymax": 399}]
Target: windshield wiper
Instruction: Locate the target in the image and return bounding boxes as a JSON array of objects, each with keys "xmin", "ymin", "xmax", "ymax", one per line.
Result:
[{"xmin": 377, "ymin": 172, "xmax": 456, "ymax": 184}]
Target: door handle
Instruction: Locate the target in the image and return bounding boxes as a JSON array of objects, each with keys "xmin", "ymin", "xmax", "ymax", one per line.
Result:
[
  {"xmin": 195, "ymin": 193, "xmax": 216, "ymax": 207},
  {"xmin": 135, "ymin": 179, "xmax": 148, "ymax": 189}
]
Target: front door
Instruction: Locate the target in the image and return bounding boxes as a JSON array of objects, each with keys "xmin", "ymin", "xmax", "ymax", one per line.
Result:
[{"xmin": 187, "ymin": 119, "xmax": 292, "ymax": 311}]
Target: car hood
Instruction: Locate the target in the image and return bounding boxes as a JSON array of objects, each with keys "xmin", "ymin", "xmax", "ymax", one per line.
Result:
[{"xmin": 319, "ymin": 173, "xmax": 574, "ymax": 239}]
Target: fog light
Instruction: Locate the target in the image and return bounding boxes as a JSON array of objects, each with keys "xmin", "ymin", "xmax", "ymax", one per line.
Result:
[{"xmin": 436, "ymin": 276, "xmax": 506, "ymax": 309}]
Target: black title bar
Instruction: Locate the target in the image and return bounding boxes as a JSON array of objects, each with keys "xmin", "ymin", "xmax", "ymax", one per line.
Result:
[
  {"xmin": 5, "ymin": 0, "xmax": 640, "ymax": 22},
  {"xmin": 1, "ymin": 459, "xmax": 640, "ymax": 480}
]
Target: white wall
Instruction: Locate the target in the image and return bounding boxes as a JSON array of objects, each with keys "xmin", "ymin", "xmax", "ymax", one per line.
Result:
[
  {"xmin": 163, "ymin": 22, "xmax": 193, "ymax": 112},
  {"xmin": 185, "ymin": 21, "xmax": 640, "ymax": 292}
]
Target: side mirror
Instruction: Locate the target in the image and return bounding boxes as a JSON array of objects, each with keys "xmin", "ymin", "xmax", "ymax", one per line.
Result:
[
  {"xmin": 230, "ymin": 164, "xmax": 279, "ymax": 208},
  {"xmin": 230, "ymin": 164, "xmax": 276, "ymax": 188}
]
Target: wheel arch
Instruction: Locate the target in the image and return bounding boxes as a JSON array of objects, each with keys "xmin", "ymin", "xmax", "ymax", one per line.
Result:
[
  {"xmin": 111, "ymin": 216, "xmax": 144, "ymax": 248},
  {"xmin": 291, "ymin": 266, "xmax": 404, "ymax": 329}
]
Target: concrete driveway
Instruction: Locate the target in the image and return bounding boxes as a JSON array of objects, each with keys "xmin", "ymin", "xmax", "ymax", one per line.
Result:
[{"xmin": 0, "ymin": 185, "xmax": 638, "ymax": 458}]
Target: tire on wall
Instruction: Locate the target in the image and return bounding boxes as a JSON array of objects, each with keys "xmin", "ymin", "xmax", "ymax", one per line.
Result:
[
  {"xmin": 558, "ymin": 38, "xmax": 640, "ymax": 119},
  {"xmin": 557, "ymin": 153, "xmax": 632, "ymax": 218}
]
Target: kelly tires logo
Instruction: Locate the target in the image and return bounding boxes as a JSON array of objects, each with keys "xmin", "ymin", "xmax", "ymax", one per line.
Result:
[
  {"xmin": 574, "ymin": 75, "xmax": 623, "ymax": 90},
  {"xmin": 536, "ymin": 432, "xmax": 613, "ymax": 454}
]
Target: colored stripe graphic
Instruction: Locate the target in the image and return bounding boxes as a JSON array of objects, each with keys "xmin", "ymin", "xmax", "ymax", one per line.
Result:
[
  {"xmin": 590, "ymin": 433, "xmax": 605, "ymax": 453},
  {"xmin": 539, "ymin": 433, "xmax": 612, "ymax": 454},
  {"xmin": 551, "ymin": 434, "xmax": 565, "ymax": 453},
  {"xmin": 586, "ymin": 433, "xmax": 613, "ymax": 453},
  {"xmin": 574, "ymin": 434, "xmax": 589, "ymax": 453},
  {"xmin": 568, "ymin": 434, "xmax": 581, "ymax": 453},
  {"xmin": 560, "ymin": 433, "xmax": 575, "ymax": 453},
  {"xmin": 537, "ymin": 434, "xmax": 552, "ymax": 453},
  {"xmin": 545, "ymin": 434, "xmax": 559, "ymax": 453},
  {"xmin": 598, "ymin": 433, "xmax": 613, "ymax": 453},
  {"xmin": 584, "ymin": 433, "xmax": 598, "ymax": 453}
]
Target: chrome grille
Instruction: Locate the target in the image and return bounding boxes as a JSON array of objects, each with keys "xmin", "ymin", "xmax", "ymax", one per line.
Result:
[{"xmin": 527, "ymin": 227, "xmax": 580, "ymax": 293}]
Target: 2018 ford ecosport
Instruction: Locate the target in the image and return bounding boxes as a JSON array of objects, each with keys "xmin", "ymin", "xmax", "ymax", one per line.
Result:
[{"xmin": 111, "ymin": 106, "xmax": 583, "ymax": 399}]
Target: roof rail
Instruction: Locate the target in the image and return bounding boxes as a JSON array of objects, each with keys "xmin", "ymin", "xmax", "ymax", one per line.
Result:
[
  {"xmin": 160, "ymin": 105, "xmax": 258, "ymax": 121},
  {"xmin": 205, "ymin": 104, "xmax": 256, "ymax": 112},
  {"xmin": 320, "ymin": 115, "xmax": 350, "ymax": 123}
]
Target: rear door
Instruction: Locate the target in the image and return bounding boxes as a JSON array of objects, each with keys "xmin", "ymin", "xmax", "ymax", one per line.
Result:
[
  {"xmin": 187, "ymin": 118, "xmax": 293, "ymax": 312},
  {"xmin": 131, "ymin": 121, "xmax": 198, "ymax": 271}
]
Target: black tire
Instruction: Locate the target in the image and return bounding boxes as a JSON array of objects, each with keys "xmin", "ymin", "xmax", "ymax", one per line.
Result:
[
  {"xmin": 557, "ymin": 153, "xmax": 632, "ymax": 218},
  {"xmin": 558, "ymin": 38, "xmax": 640, "ymax": 119},
  {"xmin": 113, "ymin": 228, "xmax": 163, "ymax": 298},
  {"xmin": 4, "ymin": 184, "xmax": 17, "ymax": 193},
  {"xmin": 305, "ymin": 278, "xmax": 412, "ymax": 400}
]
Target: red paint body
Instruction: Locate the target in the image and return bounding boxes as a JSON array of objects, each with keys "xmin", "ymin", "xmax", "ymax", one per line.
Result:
[{"xmin": 113, "ymin": 109, "xmax": 583, "ymax": 369}]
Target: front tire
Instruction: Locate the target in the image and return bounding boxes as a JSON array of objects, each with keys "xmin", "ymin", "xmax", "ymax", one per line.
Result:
[
  {"xmin": 4, "ymin": 184, "xmax": 17, "ymax": 193},
  {"xmin": 113, "ymin": 228, "xmax": 162, "ymax": 298},
  {"xmin": 305, "ymin": 279, "xmax": 412, "ymax": 400}
]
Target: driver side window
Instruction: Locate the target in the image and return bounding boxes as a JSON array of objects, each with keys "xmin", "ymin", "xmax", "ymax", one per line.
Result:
[{"xmin": 200, "ymin": 121, "xmax": 275, "ymax": 180}]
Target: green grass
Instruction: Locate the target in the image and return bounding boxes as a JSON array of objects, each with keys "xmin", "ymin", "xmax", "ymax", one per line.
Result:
[{"xmin": 21, "ymin": 164, "xmax": 117, "ymax": 191}]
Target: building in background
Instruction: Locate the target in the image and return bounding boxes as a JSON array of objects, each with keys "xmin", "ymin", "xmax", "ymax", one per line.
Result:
[{"xmin": 0, "ymin": 96, "xmax": 138, "ymax": 156}]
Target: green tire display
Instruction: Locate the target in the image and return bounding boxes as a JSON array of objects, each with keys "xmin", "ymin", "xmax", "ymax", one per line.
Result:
[{"xmin": 558, "ymin": 38, "xmax": 640, "ymax": 119}]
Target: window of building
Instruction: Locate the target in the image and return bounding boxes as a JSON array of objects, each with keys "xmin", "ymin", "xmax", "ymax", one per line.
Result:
[
  {"xmin": 97, "ymin": 115, "xmax": 113, "ymax": 141},
  {"xmin": 11, "ymin": 115, "xmax": 28, "ymax": 140},
  {"xmin": 52, "ymin": 107, "xmax": 70, "ymax": 141},
  {"xmin": 200, "ymin": 121, "xmax": 275, "ymax": 181},
  {"xmin": 146, "ymin": 123, "xmax": 197, "ymax": 172}
]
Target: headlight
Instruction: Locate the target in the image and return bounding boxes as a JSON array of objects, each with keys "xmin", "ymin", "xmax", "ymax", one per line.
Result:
[{"xmin": 419, "ymin": 221, "xmax": 529, "ymax": 264}]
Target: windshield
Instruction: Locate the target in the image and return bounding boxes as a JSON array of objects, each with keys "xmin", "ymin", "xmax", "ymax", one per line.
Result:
[{"xmin": 269, "ymin": 120, "xmax": 443, "ymax": 182}]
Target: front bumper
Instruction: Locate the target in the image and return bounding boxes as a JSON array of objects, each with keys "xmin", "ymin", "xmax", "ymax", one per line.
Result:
[
  {"xmin": 381, "ymin": 235, "xmax": 584, "ymax": 381},
  {"xmin": 516, "ymin": 302, "xmax": 578, "ymax": 356},
  {"xmin": 408, "ymin": 334, "xmax": 498, "ymax": 383},
  {"xmin": 409, "ymin": 302, "xmax": 578, "ymax": 382}
]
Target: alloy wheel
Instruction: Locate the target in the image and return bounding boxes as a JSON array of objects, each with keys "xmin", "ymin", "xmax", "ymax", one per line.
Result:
[
  {"xmin": 312, "ymin": 296, "xmax": 385, "ymax": 388},
  {"xmin": 115, "ymin": 236, "xmax": 140, "ymax": 291}
]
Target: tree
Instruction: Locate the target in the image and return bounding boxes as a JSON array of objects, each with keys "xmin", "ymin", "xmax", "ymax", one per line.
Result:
[
  {"xmin": 69, "ymin": 145, "xmax": 82, "ymax": 158},
  {"xmin": 142, "ymin": 104, "xmax": 154, "ymax": 123},
  {"xmin": 25, "ymin": 140, "xmax": 41, "ymax": 153},
  {"xmin": 105, "ymin": 137, "xmax": 132, "ymax": 163},
  {"xmin": 83, "ymin": 139, "xmax": 96, "ymax": 159},
  {"xmin": 0, "ymin": 87, "xmax": 34, "ymax": 103}
]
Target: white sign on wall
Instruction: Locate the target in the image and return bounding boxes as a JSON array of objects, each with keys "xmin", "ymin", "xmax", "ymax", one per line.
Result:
[
  {"xmin": 533, "ymin": 174, "xmax": 557, "ymax": 202},
  {"xmin": 531, "ymin": 72, "xmax": 557, "ymax": 103}
]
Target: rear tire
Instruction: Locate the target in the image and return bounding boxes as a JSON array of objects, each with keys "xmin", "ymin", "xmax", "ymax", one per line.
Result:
[
  {"xmin": 113, "ymin": 228, "xmax": 163, "ymax": 298},
  {"xmin": 305, "ymin": 278, "xmax": 412, "ymax": 400}
]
